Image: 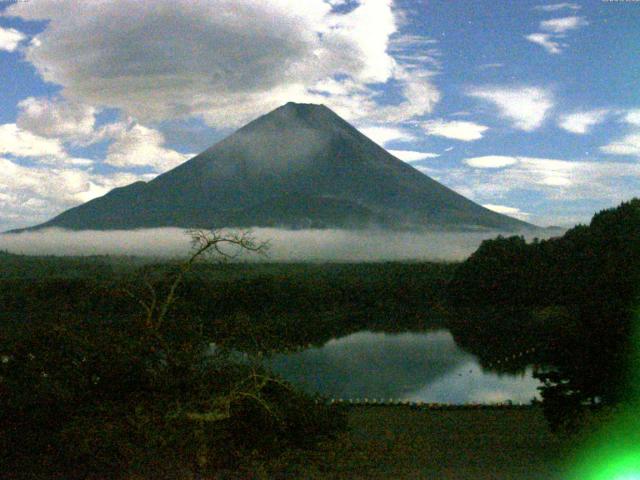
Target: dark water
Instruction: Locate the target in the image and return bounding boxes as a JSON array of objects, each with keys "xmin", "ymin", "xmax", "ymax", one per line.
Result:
[{"xmin": 267, "ymin": 330, "xmax": 540, "ymax": 404}]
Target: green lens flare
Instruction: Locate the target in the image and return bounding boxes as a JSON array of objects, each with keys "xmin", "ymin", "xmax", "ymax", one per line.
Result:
[
  {"xmin": 568, "ymin": 310, "xmax": 640, "ymax": 480},
  {"xmin": 567, "ymin": 404, "xmax": 640, "ymax": 480}
]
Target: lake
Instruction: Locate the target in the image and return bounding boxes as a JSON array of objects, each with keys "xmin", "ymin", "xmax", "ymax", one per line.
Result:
[{"xmin": 267, "ymin": 330, "xmax": 541, "ymax": 404}]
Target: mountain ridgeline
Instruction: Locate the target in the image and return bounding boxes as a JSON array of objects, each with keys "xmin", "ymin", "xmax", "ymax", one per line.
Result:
[{"xmin": 26, "ymin": 102, "xmax": 532, "ymax": 231}]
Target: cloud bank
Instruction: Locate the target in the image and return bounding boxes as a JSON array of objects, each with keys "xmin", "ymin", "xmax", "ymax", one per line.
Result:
[
  {"xmin": 17, "ymin": 97, "xmax": 97, "ymax": 142},
  {"xmin": 0, "ymin": 227, "xmax": 554, "ymax": 262},
  {"xmin": 4, "ymin": 0, "xmax": 438, "ymax": 127},
  {"xmin": 449, "ymin": 155, "xmax": 640, "ymax": 202},
  {"xmin": 0, "ymin": 159, "xmax": 153, "ymax": 229}
]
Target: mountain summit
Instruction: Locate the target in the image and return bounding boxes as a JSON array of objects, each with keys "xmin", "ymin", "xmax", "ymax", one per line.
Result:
[{"xmin": 24, "ymin": 102, "xmax": 532, "ymax": 231}]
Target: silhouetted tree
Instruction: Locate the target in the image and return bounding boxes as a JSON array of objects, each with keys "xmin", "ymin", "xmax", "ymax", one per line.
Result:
[
  {"xmin": 0, "ymin": 230, "xmax": 344, "ymax": 479},
  {"xmin": 447, "ymin": 199, "xmax": 640, "ymax": 430}
]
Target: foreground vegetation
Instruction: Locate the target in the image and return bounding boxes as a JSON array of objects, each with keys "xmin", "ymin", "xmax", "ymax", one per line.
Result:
[
  {"xmin": 0, "ymin": 232, "xmax": 348, "ymax": 479},
  {"xmin": 2, "ymin": 199, "xmax": 639, "ymax": 477},
  {"xmin": 448, "ymin": 199, "xmax": 640, "ymax": 430},
  {"xmin": 0, "ymin": 259, "xmax": 454, "ymax": 352}
]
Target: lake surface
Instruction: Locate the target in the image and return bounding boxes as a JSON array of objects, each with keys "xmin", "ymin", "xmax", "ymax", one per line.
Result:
[{"xmin": 267, "ymin": 330, "xmax": 541, "ymax": 404}]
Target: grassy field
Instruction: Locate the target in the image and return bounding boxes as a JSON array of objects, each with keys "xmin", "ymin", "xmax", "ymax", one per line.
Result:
[{"xmin": 290, "ymin": 406, "xmax": 567, "ymax": 480}]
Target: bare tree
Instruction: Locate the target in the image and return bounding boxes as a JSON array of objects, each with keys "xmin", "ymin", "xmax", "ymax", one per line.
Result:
[{"xmin": 126, "ymin": 229, "xmax": 268, "ymax": 333}]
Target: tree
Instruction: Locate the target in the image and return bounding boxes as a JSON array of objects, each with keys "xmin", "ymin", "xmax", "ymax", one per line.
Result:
[
  {"xmin": 533, "ymin": 200, "xmax": 640, "ymax": 431},
  {"xmin": 0, "ymin": 229, "xmax": 343, "ymax": 479},
  {"xmin": 447, "ymin": 199, "xmax": 640, "ymax": 432}
]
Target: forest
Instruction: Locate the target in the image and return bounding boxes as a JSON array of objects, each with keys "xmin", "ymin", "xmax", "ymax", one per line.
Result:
[
  {"xmin": 0, "ymin": 237, "xmax": 454, "ymax": 478},
  {"xmin": 1, "ymin": 199, "xmax": 639, "ymax": 478},
  {"xmin": 448, "ymin": 198, "xmax": 640, "ymax": 430}
]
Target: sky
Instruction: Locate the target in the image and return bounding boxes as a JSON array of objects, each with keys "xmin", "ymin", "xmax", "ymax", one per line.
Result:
[{"xmin": 0, "ymin": 0, "xmax": 638, "ymax": 231}]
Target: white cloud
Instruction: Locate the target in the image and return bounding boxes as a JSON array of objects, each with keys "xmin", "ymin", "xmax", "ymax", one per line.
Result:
[
  {"xmin": 358, "ymin": 126, "xmax": 414, "ymax": 147},
  {"xmin": 421, "ymin": 120, "xmax": 489, "ymax": 141},
  {"xmin": 482, "ymin": 204, "xmax": 530, "ymax": 220},
  {"xmin": 5, "ymin": 0, "xmax": 439, "ymax": 128},
  {"xmin": 558, "ymin": 109, "xmax": 609, "ymax": 134},
  {"xmin": 534, "ymin": 3, "xmax": 581, "ymax": 12},
  {"xmin": 0, "ymin": 123, "xmax": 66, "ymax": 158},
  {"xmin": 12, "ymin": 97, "xmax": 190, "ymax": 172},
  {"xmin": 447, "ymin": 155, "xmax": 640, "ymax": 202},
  {"xmin": 468, "ymin": 87, "xmax": 553, "ymax": 131},
  {"xmin": 0, "ymin": 26, "xmax": 25, "ymax": 52},
  {"xmin": 477, "ymin": 63, "xmax": 504, "ymax": 70},
  {"xmin": 17, "ymin": 97, "xmax": 97, "ymax": 141},
  {"xmin": 599, "ymin": 109, "xmax": 640, "ymax": 156},
  {"xmin": 325, "ymin": 0, "xmax": 397, "ymax": 83},
  {"xmin": 3, "ymin": 108, "xmax": 191, "ymax": 175},
  {"xmin": 105, "ymin": 123, "xmax": 193, "ymax": 171},
  {"xmin": 600, "ymin": 133, "xmax": 640, "ymax": 156},
  {"xmin": 372, "ymin": 67, "xmax": 441, "ymax": 123},
  {"xmin": 388, "ymin": 150, "xmax": 439, "ymax": 162},
  {"xmin": 623, "ymin": 110, "xmax": 640, "ymax": 126},
  {"xmin": 540, "ymin": 16, "xmax": 588, "ymax": 34},
  {"xmin": 0, "ymin": 157, "xmax": 153, "ymax": 229},
  {"xmin": 0, "ymin": 122, "xmax": 95, "ymax": 167},
  {"xmin": 465, "ymin": 156, "xmax": 519, "ymax": 169},
  {"xmin": 525, "ymin": 33, "xmax": 562, "ymax": 54},
  {"xmin": 389, "ymin": 34, "xmax": 440, "ymax": 68},
  {"xmin": 527, "ymin": 13, "xmax": 587, "ymax": 55}
]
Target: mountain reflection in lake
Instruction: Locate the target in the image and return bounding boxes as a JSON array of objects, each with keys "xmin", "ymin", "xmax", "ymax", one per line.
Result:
[{"xmin": 266, "ymin": 331, "xmax": 540, "ymax": 404}]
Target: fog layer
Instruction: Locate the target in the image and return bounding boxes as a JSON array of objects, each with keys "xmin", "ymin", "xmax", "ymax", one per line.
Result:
[{"xmin": 0, "ymin": 227, "xmax": 559, "ymax": 261}]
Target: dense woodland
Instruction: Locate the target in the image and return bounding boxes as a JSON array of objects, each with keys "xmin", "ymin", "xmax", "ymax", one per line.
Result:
[
  {"xmin": 1, "ymin": 199, "xmax": 638, "ymax": 477},
  {"xmin": 0, "ymin": 247, "xmax": 453, "ymax": 478},
  {"xmin": 0, "ymin": 260, "xmax": 453, "ymax": 349},
  {"xmin": 448, "ymin": 198, "xmax": 640, "ymax": 429}
]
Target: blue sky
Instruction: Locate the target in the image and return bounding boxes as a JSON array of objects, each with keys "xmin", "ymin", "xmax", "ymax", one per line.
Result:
[{"xmin": 0, "ymin": 0, "xmax": 638, "ymax": 230}]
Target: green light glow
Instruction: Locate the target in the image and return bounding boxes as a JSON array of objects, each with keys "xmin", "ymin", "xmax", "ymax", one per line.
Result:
[
  {"xmin": 567, "ymin": 310, "xmax": 640, "ymax": 480},
  {"xmin": 566, "ymin": 401, "xmax": 640, "ymax": 480}
]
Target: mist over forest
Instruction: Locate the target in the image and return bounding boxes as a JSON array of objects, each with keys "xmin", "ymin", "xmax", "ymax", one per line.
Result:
[{"xmin": 0, "ymin": 227, "xmax": 560, "ymax": 261}]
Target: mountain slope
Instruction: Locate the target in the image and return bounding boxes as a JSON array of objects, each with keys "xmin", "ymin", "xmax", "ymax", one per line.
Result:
[{"xmin": 22, "ymin": 102, "xmax": 533, "ymax": 231}]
